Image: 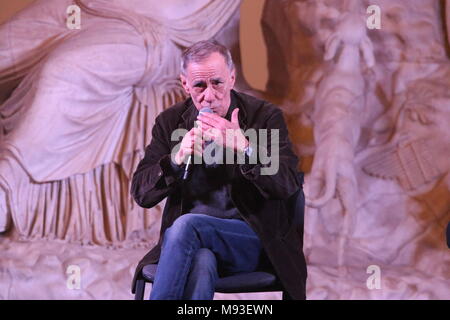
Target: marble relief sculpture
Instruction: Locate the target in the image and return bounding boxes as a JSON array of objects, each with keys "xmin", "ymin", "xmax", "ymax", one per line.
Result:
[
  {"xmin": 305, "ymin": 5, "xmax": 375, "ymax": 275},
  {"xmin": 262, "ymin": 0, "xmax": 449, "ymax": 299},
  {"xmin": 0, "ymin": 0, "xmax": 241, "ymax": 246}
]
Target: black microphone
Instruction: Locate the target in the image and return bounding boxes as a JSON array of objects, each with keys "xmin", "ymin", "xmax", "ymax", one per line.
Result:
[{"xmin": 182, "ymin": 106, "xmax": 214, "ymax": 180}]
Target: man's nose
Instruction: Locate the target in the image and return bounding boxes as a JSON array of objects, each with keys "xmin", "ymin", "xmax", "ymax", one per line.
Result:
[{"xmin": 203, "ymin": 86, "xmax": 215, "ymax": 103}]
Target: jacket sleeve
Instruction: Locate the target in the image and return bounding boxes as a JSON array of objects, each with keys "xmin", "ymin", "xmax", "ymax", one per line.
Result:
[
  {"xmin": 237, "ymin": 106, "xmax": 301, "ymax": 200},
  {"xmin": 131, "ymin": 114, "xmax": 183, "ymax": 208}
]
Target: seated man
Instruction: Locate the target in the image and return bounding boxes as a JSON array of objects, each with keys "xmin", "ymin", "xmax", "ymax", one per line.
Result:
[{"xmin": 131, "ymin": 40, "xmax": 307, "ymax": 300}]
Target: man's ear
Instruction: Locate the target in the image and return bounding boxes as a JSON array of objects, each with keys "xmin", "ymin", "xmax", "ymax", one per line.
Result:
[
  {"xmin": 230, "ymin": 68, "xmax": 236, "ymax": 88},
  {"xmin": 180, "ymin": 74, "xmax": 190, "ymax": 94}
]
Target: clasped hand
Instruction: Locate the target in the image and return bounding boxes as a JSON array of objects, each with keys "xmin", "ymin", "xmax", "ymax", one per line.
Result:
[{"xmin": 173, "ymin": 108, "xmax": 248, "ymax": 166}]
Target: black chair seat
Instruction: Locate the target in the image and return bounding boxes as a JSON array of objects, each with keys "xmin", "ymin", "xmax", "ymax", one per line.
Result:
[
  {"xmin": 141, "ymin": 263, "xmax": 281, "ymax": 294},
  {"xmin": 216, "ymin": 271, "xmax": 280, "ymax": 293}
]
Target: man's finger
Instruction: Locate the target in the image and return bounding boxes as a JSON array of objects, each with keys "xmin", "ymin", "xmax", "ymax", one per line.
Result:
[
  {"xmin": 198, "ymin": 113, "xmax": 223, "ymax": 128},
  {"xmin": 231, "ymin": 108, "xmax": 239, "ymax": 125},
  {"xmin": 198, "ymin": 121, "xmax": 212, "ymax": 131},
  {"xmin": 202, "ymin": 129, "xmax": 214, "ymax": 141}
]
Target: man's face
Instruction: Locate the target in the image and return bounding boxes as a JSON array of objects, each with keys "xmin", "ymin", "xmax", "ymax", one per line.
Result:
[{"xmin": 180, "ymin": 52, "xmax": 235, "ymax": 117}]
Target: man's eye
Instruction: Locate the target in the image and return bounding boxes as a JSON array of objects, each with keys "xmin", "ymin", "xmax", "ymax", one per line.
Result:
[
  {"xmin": 211, "ymin": 81, "xmax": 224, "ymax": 89},
  {"xmin": 193, "ymin": 82, "xmax": 206, "ymax": 88}
]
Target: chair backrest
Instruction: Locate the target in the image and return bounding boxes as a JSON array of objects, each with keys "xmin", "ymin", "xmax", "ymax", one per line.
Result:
[
  {"xmin": 446, "ymin": 221, "xmax": 450, "ymax": 248},
  {"xmin": 295, "ymin": 171, "xmax": 305, "ymax": 227},
  {"xmin": 284, "ymin": 171, "xmax": 305, "ymax": 239}
]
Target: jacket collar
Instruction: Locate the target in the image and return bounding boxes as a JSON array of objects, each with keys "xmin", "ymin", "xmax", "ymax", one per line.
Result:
[{"xmin": 179, "ymin": 90, "xmax": 248, "ymax": 131}]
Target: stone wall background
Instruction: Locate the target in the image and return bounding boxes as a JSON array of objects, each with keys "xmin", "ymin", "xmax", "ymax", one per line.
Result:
[{"xmin": 0, "ymin": 0, "xmax": 449, "ymax": 299}]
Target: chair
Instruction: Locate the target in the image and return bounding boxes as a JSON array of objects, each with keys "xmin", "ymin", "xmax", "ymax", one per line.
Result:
[
  {"xmin": 134, "ymin": 263, "xmax": 291, "ymax": 300},
  {"xmin": 446, "ymin": 221, "xmax": 450, "ymax": 249},
  {"xmin": 134, "ymin": 172, "xmax": 305, "ymax": 300}
]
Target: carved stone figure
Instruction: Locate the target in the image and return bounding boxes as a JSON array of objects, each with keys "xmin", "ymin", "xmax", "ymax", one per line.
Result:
[
  {"xmin": 305, "ymin": 2, "xmax": 375, "ymax": 283},
  {"xmin": 306, "ymin": 8, "xmax": 374, "ymax": 205}
]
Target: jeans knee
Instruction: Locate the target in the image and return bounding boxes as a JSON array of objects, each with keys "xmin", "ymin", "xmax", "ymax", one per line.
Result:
[
  {"xmin": 193, "ymin": 248, "xmax": 217, "ymax": 271},
  {"xmin": 163, "ymin": 213, "xmax": 203, "ymax": 245}
]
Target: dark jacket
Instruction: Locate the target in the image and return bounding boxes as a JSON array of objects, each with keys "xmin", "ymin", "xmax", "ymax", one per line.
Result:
[{"xmin": 130, "ymin": 90, "xmax": 307, "ymax": 299}]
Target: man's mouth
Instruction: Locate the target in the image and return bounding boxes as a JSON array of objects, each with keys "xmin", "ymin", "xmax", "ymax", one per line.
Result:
[{"xmin": 206, "ymin": 106, "xmax": 218, "ymax": 113}]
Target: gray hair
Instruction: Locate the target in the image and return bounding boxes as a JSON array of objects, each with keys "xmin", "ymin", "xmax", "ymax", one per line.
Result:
[{"xmin": 180, "ymin": 40, "xmax": 235, "ymax": 75}]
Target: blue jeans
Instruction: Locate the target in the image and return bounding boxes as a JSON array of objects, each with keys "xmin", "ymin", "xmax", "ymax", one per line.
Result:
[{"xmin": 149, "ymin": 213, "xmax": 262, "ymax": 300}]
